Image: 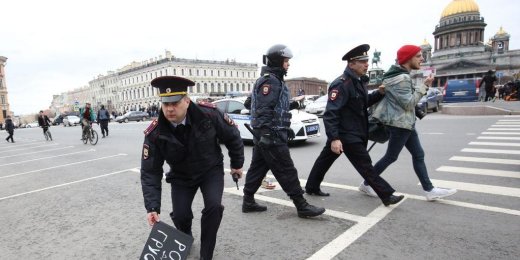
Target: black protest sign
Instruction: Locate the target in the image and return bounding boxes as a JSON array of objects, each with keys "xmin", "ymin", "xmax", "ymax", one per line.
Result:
[{"xmin": 140, "ymin": 221, "xmax": 194, "ymax": 260}]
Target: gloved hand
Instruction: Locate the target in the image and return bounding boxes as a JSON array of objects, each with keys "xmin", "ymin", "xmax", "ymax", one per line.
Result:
[{"xmin": 287, "ymin": 129, "xmax": 296, "ymax": 141}]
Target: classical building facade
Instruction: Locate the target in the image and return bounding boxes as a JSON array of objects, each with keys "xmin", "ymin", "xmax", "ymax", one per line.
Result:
[
  {"xmin": 421, "ymin": 0, "xmax": 520, "ymax": 87},
  {"xmin": 285, "ymin": 77, "xmax": 328, "ymax": 97},
  {"xmin": 53, "ymin": 50, "xmax": 258, "ymax": 114},
  {"xmin": 0, "ymin": 56, "xmax": 10, "ymax": 122}
]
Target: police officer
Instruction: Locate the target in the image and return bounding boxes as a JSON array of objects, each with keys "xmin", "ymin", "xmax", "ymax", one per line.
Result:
[
  {"xmin": 37, "ymin": 110, "xmax": 52, "ymax": 140},
  {"xmin": 140, "ymin": 76, "xmax": 244, "ymax": 260},
  {"xmin": 305, "ymin": 44, "xmax": 404, "ymax": 206},
  {"xmin": 242, "ymin": 44, "xmax": 325, "ymax": 218}
]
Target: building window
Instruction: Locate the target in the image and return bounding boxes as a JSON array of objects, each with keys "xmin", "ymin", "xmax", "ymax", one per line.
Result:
[
  {"xmin": 189, "ymin": 69, "xmax": 192, "ymax": 76},
  {"xmin": 173, "ymin": 69, "xmax": 176, "ymax": 75},
  {"xmin": 204, "ymin": 70, "xmax": 207, "ymax": 76}
]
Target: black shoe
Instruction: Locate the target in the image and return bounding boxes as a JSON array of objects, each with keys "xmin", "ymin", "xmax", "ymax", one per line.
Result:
[
  {"xmin": 102, "ymin": 135, "xmax": 105, "ymax": 138},
  {"xmin": 242, "ymin": 195, "xmax": 267, "ymax": 213},
  {"xmin": 305, "ymin": 189, "xmax": 330, "ymax": 196},
  {"xmin": 293, "ymin": 196, "xmax": 325, "ymax": 218},
  {"xmin": 382, "ymin": 195, "xmax": 405, "ymax": 206}
]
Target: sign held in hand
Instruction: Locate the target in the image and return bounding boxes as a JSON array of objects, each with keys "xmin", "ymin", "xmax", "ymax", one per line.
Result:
[{"xmin": 140, "ymin": 221, "xmax": 194, "ymax": 260}]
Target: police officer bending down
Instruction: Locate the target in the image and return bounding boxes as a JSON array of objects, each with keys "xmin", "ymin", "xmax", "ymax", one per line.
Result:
[
  {"xmin": 140, "ymin": 76, "xmax": 244, "ymax": 260},
  {"xmin": 242, "ymin": 44, "xmax": 325, "ymax": 218}
]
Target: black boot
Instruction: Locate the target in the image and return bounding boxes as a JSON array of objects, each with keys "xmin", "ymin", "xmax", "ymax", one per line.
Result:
[
  {"xmin": 292, "ymin": 195, "xmax": 325, "ymax": 218},
  {"xmin": 382, "ymin": 195, "xmax": 405, "ymax": 206},
  {"xmin": 242, "ymin": 194, "xmax": 267, "ymax": 213}
]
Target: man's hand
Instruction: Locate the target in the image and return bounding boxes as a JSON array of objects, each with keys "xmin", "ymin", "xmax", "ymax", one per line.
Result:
[
  {"xmin": 331, "ymin": 139, "xmax": 343, "ymax": 155},
  {"xmin": 230, "ymin": 168, "xmax": 243, "ymax": 179},
  {"xmin": 147, "ymin": 212, "xmax": 160, "ymax": 226},
  {"xmin": 424, "ymin": 74, "xmax": 434, "ymax": 87},
  {"xmin": 378, "ymin": 84, "xmax": 385, "ymax": 95}
]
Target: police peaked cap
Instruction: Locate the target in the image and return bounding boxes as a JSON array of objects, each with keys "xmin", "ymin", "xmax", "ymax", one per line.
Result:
[
  {"xmin": 342, "ymin": 44, "xmax": 370, "ymax": 61},
  {"xmin": 151, "ymin": 76, "xmax": 195, "ymax": 103}
]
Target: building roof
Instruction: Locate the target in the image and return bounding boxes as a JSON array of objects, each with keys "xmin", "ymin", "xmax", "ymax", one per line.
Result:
[{"xmin": 441, "ymin": 0, "xmax": 479, "ymax": 18}]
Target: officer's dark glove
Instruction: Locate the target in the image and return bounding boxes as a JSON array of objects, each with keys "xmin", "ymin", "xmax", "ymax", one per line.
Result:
[
  {"xmin": 287, "ymin": 129, "xmax": 295, "ymax": 141},
  {"xmin": 289, "ymin": 101, "xmax": 300, "ymax": 110}
]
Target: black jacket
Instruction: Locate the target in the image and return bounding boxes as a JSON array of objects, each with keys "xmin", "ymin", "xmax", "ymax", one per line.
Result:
[
  {"xmin": 38, "ymin": 115, "xmax": 51, "ymax": 127},
  {"xmin": 323, "ymin": 68, "xmax": 384, "ymax": 144},
  {"xmin": 140, "ymin": 102, "xmax": 244, "ymax": 213},
  {"xmin": 5, "ymin": 118, "xmax": 15, "ymax": 132}
]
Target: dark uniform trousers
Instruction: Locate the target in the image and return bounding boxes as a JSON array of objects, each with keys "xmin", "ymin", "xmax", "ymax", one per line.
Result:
[
  {"xmin": 306, "ymin": 139, "xmax": 394, "ymax": 199},
  {"xmin": 169, "ymin": 165, "xmax": 224, "ymax": 259},
  {"xmin": 243, "ymin": 137, "xmax": 304, "ymax": 199},
  {"xmin": 99, "ymin": 119, "xmax": 109, "ymax": 136}
]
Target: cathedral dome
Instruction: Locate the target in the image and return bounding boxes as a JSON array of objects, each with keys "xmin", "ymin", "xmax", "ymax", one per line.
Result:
[{"xmin": 441, "ymin": 0, "xmax": 479, "ymax": 18}]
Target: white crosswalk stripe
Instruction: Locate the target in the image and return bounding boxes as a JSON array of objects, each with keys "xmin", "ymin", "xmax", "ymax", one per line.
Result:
[
  {"xmin": 469, "ymin": 141, "xmax": 520, "ymax": 147},
  {"xmin": 482, "ymin": 132, "xmax": 520, "ymax": 135},
  {"xmin": 450, "ymin": 156, "xmax": 520, "ymax": 165},
  {"xmin": 428, "ymin": 179, "xmax": 520, "ymax": 198},
  {"xmin": 437, "ymin": 166, "xmax": 520, "ymax": 178},
  {"xmin": 477, "ymin": 136, "xmax": 520, "ymax": 140},
  {"xmin": 488, "ymin": 128, "xmax": 520, "ymax": 131},
  {"xmin": 462, "ymin": 148, "xmax": 520, "ymax": 155}
]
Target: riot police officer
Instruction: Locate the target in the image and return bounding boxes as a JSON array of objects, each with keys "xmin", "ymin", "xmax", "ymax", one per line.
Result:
[
  {"xmin": 242, "ymin": 44, "xmax": 325, "ymax": 218},
  {"xmin": 140, "ymin": 76, "xmax": 244, "ymax": 260}
]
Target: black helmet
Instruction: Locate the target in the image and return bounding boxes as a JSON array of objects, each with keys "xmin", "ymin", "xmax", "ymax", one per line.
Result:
[{"xmin": 263, "ymin": 44, "xmax": 293, "ymax": 67}]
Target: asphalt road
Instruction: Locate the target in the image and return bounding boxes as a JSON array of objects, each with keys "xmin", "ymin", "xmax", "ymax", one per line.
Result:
[{"xmin": 1, "ymin": 113, "xmax": 519, "ymax": 260}]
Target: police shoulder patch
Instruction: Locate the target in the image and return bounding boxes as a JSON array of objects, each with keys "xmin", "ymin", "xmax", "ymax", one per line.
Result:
[
  {"xmin": 330, "ymin": 89, "xmax": 339, "ymax": 101},
  {"xmin": 143, "ymin": 119, "xmax": 158, "ymax": 136},
  {"xmin": 223, "ymin": 113, "xmax": 236, "ymax": 126},
  {"xmin": 262, "ymin": 84, "xmax": 271, "ymax": 95},
  {"xmin": 142, "ymin": 144, "xmax": 150, "ymax": 160},
  {"xmin": 198, "ymin": 101, "xmax": 216, "ymax": 109}
]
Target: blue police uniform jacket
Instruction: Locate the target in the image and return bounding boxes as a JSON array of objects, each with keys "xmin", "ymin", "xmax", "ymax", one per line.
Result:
[
  {"xmin": 251, "ymin": 66, "xmax": 292, "ymax": 138},
  {"xmin": 140, "ymin": 102, "xmax": 244, "ymax": 213},
  {"xmin": 323, "ymin": 68, "xmax": 384, "ymax": 144}
]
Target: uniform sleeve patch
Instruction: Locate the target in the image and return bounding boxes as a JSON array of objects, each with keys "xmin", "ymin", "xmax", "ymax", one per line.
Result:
[
  {"xmin": 142, "ymin": 144, "xmax": 150, "ymax": 160},
  {"xmin": 262, "ymin": 84, "xmax": 271, "ymax": 95},
  {"xmin": 224, "ymin": 113, "xmax": 236, "ymax": 126},
  {"xmin": 330, "ymin": 89, "xmax": 339, "ymax": 101}
]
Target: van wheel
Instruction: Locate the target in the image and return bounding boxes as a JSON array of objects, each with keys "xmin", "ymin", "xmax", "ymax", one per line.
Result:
[{"xmin": 433, "ymin": 102, "xmax": 439, "ymax": 112}]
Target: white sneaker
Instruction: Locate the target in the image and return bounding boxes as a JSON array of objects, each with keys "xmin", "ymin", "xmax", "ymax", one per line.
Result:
[
  {"xmin": 425, "ymin": 187, "xmax": 457, "ymax": 201},
  {"xmin": 358, "ymin": 182, "xmax": 378, "ymax": 197}
]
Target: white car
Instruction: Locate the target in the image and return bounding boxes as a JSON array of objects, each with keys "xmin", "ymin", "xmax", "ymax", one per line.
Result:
[
  {"xmin": 63, "ymin": 115, "xmax": 81, "ymax": 127},
  {"xmin": 305, "ymin": 95, "xmax": 328, "ymax": 117},
  {"xmin": 25, "ymin": 121, "xmax": 39, "ymax": 128},
  {"xmin": 212, "ymin": 98, "xmax": 321, "ymax": 142}
]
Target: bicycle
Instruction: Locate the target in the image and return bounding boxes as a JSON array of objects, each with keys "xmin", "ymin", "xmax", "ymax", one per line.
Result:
[
  {"xmin": 43, "ymin": 126, "xmax": 53, "ymax": 141},
  {"xmin": 82, "ymin": 123, "xmax": 99, "ymax": 145}
]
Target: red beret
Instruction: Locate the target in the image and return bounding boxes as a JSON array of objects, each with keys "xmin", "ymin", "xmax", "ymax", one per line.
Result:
[{"xmin": 397, "ymin": 45, "xmax": 422, "ymax": 65}]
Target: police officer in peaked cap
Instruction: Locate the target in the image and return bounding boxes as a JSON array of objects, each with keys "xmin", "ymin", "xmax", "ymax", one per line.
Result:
[
  {"xmin": 140, "ymin": 76, "xmax": 244, "ymax": 259},
  {"xmin": 242, "ymin": 44, "xmax": 326, "ymax": 218},
  {"xmin": 305, "ymin": 44, "xmax": 405, "ymax": 206}
]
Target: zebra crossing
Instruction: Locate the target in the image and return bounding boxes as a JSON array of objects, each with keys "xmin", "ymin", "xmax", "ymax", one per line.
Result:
[{"xmin": 432, "ymin": 115, "xmax": 520, "ymax": 200}]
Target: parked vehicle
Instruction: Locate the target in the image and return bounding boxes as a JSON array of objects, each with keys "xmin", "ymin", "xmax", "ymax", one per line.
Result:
[
  {"xmin": 52, "ymin": 115, "xmax": 64, "ymax": 125},
  {"xmin": 443, "ymin": 78, "xmax": 481, "ymax": 103},
  {"xmin": 305, "ymin": 95, "xmax": 328, "ymax": 117},
  {"xmin": 417, "ymin": 88, "xmax": 443, "ymax": 113},
  {"xmin": 63, "ymin": 115, "xmax": 81, "ymax": 127},
  {"xmin": 25, "ymin": 121, "xmax": 39, "ymax": 128},
  {"xmin": 213, "ymin": 98, "xmax": 321, "ymax": 143},
  {"xmin": 115, "ymin": 111, "xmax": 150, "ymax": 123}
]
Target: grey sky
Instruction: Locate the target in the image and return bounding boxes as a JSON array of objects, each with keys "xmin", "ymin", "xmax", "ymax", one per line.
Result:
[{"xmin": 2, "ymin": 0, "xmax": 519, "ymax": 115}]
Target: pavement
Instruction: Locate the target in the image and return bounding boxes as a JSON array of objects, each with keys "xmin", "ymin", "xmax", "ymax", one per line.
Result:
[{"xmin": 442, "ymin": 99, "xmax": 520, "ymax": 115}]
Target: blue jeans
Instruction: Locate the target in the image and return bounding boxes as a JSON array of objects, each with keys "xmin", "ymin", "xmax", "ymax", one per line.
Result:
[{"xmin": 365, "ymin": 126, "xmax": 434, "ymax": 191}]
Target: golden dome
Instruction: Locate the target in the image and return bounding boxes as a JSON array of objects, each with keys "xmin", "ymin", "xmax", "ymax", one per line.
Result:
[
  {"xmin": 422, "ymin": 39, "xmax": 430, "ymax": 46},
  {"xmin": 495, "ymin": 26, "xmax": 508, "ymax": 36},
  {"xmin": 441, "ymin": 0, "xmax": 479, "ymax": 18}
]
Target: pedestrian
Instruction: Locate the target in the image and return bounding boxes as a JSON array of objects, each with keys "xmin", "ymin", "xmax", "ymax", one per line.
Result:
[
  {"xmin": 79, "ymin": 102, "xmax": 96, "ymax": 140},
  {"xmin": 140, "ymin": 76, "xmax": 244, "ymax": 260},
  {"xmin": 97, "ymin": 104, "xmax": 110, "ymax": 138},
  {"xmin": 369, "ymin": 44, "xmax": 457, "ymax": 201},
  {"xmin": 4, "ymin": 115, "xmax": 15, "ymax": 143},
  {"xmin": 304, "ymin": 44, "xmax": 404, "ymax": 206},
  {"xmin": 479, "ymin": 70, "xmax": 497, "ymax": 102},
  {"xmin": 241, "ymin": 44, "xmax": 325, "ymax": 218},
  {"xmin": 37, "ymin": 110, "xmax": 52, "ymax": 140}
]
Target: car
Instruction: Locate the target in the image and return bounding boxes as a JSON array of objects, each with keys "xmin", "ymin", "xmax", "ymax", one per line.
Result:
[
  {"xmin": 443, "ymin": 78, "xmax": 481, "ymax": 103},
  {"xmin": 52, "ymin": 115, "xmax": 64, "ymax": 125},
  {"xmin": 115, "ymin": 111, "xmax": 150, "ymax": 123},
  {"xmin": 213, "ymin": 98, "xmax": 321, "ymax": 143},
  {"xmin": 417, "ymin": 88, "xmax": 443, "ymax": 113},
  {"xmin": 305, "ymin": 95, "xmax": 328, "ymax": 117},
  {"xmin": 63, "ymin": 115, "xmax": 81, "ymax": 127},
  {"xmin": 25, "ymin": 121, "xmax": 39, "ymax": 128}
]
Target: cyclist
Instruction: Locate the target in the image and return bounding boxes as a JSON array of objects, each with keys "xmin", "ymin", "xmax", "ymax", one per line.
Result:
[
  {"xmin": 79, "ymin": 102, "xmax": 96, "ymax": 140},
  {"xmin": 37, "ymin": 110, "xmax": 52, "ymax": 140}
]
